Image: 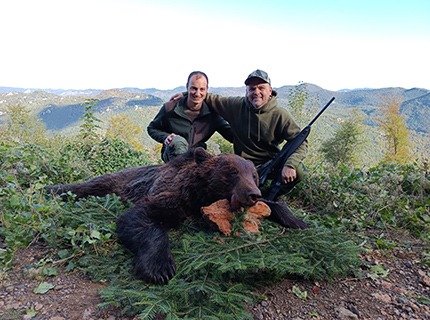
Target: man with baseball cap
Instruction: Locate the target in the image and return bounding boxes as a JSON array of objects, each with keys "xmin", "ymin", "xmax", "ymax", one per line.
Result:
[
  {"xmin": 244, "ymin": 69, "xmax": 271, "ymax": 85},
  {"xmin": 171, "ymin": 69, "xmax": 307, "ymax": 198}
]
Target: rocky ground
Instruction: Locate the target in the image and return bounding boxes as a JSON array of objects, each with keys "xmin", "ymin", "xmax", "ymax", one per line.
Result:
[{"xmin": 1, "ymin": 230, "xmax": 429, "ymax": 320}]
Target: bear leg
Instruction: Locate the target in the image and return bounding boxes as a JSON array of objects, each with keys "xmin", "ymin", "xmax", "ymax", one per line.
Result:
[
  {"xmin": 116, "ymin": 206, "xmax": 176, "ymax": 284},
  {"xmin": 45, "ymin": 176, "xmax": 114, "ymax": 199},
  {"xmin": 45, "ymin": 166, "xmax": 155, "ymax": 201},
  {"xmin": 262, "ymin": 200, "xmax": 308, "ymax": 229}
]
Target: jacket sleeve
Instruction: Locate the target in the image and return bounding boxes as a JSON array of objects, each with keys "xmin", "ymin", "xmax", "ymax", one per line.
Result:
[
  {"xmin": 281, "ymin": 115, "xmax": 308, "ymax": 169},
  {"xmin": 285, "ymin": 139, "xmax": 308, "ymax": 169},
  {"xmin": 215, "ymin": 117, "xmax": 234, "ymax": 143},
  {"xmin": 147, "ymin": 104, "xmax": 170, "ymax": 144},
  {"xmin": 204, "ymin": 93, "xmax": 242, "ymax": 121}
]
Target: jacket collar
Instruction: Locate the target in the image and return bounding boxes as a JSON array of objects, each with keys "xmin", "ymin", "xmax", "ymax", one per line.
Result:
[{"xmin": 176, "ymin": 95, "xmax": 211, "ymax": 117}]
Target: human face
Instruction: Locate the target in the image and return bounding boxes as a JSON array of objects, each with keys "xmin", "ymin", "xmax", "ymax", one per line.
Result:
[
  {"xmin": 246, "ymin": 78, "xmax": 273, "ymax": 109},
  {"xmin": 186, "ymin": 74, "xmax": 208, "ymax": 109}
]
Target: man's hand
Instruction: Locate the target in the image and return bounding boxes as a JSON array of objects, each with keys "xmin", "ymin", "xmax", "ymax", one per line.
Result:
[
  {"xmin": 170, "ymin": 93, "xmax": 184, "ymax": 101},
  {"xmin": 282, "ymin": 166, "xmax": 297, "ymax": 184},
  {"xmin": 164, "ymin": 133, "xmax": 178, "ymax": 145}
]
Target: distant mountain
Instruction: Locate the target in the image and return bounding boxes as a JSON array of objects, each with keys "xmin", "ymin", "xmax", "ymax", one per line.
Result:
[
  {"xmin": 0, "ymin": 89, "xmax": 163, "ymax": 130},
  {"xmin": 401, "ymin": 92, "xmax": 430, "ymax": 133},
  {"xmin": 0, "ymin": 86, "xmax": 102, "ymax": 96},
  {"xmin": 276, "ymin": 84, "xmax": 429, "ymax": 108},
  {"xmin": 338, "ymin": 88, "xmax": 374, "ymax": 92},
  {"xmin": 139, "ymin": 86, "xmax": 247, "ymax": 102},
  {"xmin": 0, "ymin": 84, "xmax": 429, "ymax": 133}
]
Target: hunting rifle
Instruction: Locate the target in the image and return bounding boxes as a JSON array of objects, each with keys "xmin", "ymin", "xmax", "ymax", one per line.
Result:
[{"xmin": 258, "ymin": 96, "xmax": 336, "ymax": 200}]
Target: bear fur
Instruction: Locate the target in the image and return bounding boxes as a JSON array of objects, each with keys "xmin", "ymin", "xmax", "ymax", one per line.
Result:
[{"xmin": 45, "ymin": 147, "xmax": 307, "ymax": 284}]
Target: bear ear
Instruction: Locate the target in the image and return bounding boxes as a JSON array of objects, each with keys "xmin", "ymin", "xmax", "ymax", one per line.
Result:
[{"xmin": 193, "ymin": 147, "xmax": 212, "ymax": 164}]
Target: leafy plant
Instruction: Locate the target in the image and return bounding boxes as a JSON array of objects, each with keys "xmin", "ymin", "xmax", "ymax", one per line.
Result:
[
  {"xmin": 320, "ymin": 109, "xmax": 366, "ymax": 167},
  {"xmin": 367, "ymin": 264, "xmax": 389, "ymax": 280},
  {"xmin": 295, "ymin": 161, "xmax": 430, "ymax": 240},
  {"xmin": 377, "ymin": 96, "xmax": 411, "ymax": 164},
  {"xmin": 79, "ymin": 98, "xmax": 102, "ymax": 143},
  {"xmin": 97, "ymin": 220, "xmax": 360, "ymax": 319},
  {"xmin": 292, "ymin": 285, "xmax": 308, "ymax": 300},
  {"xmin": 33, "ymin": 282, "xmax": 55, "ymax": 294},
  {"xmin": 0, "ymin": 105, "xmax": 48, "ymax": 146},
  {"xmin": 105, "ymin": 114, "xmax": 145, "ymax": 152}
]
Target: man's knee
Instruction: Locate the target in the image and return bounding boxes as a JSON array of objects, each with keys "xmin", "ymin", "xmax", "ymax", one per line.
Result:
[
  {"xmin": 162, "ymin": 136, "xmax": 189, "ymax": 162},
  {"xmin": 170, "ymin": 136, "xmax": 188, "ymax": 155}
]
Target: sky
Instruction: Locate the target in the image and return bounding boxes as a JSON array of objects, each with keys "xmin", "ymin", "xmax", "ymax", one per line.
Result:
[{"xmin": 1, "ymin": 0, "xmax": 430, "ymax": 91}]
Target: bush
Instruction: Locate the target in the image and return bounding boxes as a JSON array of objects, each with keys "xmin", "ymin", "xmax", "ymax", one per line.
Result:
[{"xmin": 294, "ymin": 162, "xmax": 430, "ymax": 240}]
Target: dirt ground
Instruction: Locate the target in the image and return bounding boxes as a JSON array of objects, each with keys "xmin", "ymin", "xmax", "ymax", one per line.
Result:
[{"xmin": 1, "ymin": 230, "xmax": 429, "ymax": 320}]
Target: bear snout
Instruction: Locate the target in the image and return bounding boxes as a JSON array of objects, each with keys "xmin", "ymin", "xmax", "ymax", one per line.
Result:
[
  {"xmin": 230, "ymin": 187, "xmax": 261, "ymax": 210},
  {"xmin": 247, "ymin": 189, "xmax": 261, "ymax": 204}
]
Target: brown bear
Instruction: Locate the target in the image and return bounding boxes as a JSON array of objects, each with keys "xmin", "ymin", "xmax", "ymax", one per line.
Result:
[{"xmin": 45, "ymin": 147, "xmax": 307, "ymax": 284}]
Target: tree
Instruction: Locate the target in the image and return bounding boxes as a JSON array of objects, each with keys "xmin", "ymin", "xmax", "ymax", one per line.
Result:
[
  {"xmin": 79, "ymin": 99, "xmax": 102, "ymax": 143},
  {"xmin": 320, "ymin": 110, "xmax": 366, "ymax": 167},
  {"xmin": 288, "ymin": 81, "xmax": 309, "ymax": 126},
  {"xmin": 0, "ymin": 105, "xmax": 47, "ymax": 145},
  {"xmin": 287, "ymin": 82, "xmax": 329, "ymax": 166},
  {"xmin": 377, "ymin": 96, "xmax": 411, "ymax": 164},
  {"xmin": 105, "ymin": 114, "xmax": 144, "ymax": 151}
]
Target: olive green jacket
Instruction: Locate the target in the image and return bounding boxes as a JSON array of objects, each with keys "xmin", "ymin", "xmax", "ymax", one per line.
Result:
[
  {"xmin": 147, "ymin": 96, "xmax": 233, "ymax": 155},
  {"xmin": 205, "ymin": 92, "xmax": 307, "ymax": 169}
]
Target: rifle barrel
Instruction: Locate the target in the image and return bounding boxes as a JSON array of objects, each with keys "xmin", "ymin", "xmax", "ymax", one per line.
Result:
[
  {"xmin": 259, "ymin": 96, "xmax": 336, "ymax": 197},
  {"xmin": 308, "ymin": 97, "xmax": 335, "ymax": 127}
]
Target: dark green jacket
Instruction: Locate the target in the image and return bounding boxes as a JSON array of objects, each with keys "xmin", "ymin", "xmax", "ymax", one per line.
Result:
[
  {"xmin": 147, "ymin": 96, "xmax": 233, "ymax": 154},
  {"xmin": 205, "ymin": 92, "xmax": 307, "ymax": 169}
]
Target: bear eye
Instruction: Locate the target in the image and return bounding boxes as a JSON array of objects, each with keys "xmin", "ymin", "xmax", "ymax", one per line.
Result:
[{"xmin": 229, "ymin": 167, "xmax": 239, "ymax": 175}]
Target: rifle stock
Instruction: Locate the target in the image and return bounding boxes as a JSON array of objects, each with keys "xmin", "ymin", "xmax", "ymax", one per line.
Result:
[{"xmin": 258, "ymin": 97, "xmax": 335, "ymax": 200}]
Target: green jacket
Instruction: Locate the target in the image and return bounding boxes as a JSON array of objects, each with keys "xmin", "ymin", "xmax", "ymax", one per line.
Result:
[
  {"xmin": 147, "ymin": 96, "xmax": 233, "ymax": 154},
  {"xmin": 205, "ymin": 92, "xmax": 308, "ymax": 169}
]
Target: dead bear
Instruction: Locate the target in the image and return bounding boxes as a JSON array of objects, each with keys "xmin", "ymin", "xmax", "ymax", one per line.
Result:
[{"xmin": 45, "ymin": 147, "xmax": 307, "ymax": 284}]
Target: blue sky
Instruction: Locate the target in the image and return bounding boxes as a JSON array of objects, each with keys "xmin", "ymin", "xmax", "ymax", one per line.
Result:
[{"xmin": 1, "ymin": 0, "xmax": 429, "ymax": 90}]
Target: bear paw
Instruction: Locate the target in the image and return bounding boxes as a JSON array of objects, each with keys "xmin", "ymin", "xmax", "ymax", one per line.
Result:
[{"xmin": 134, "ymin": 252, "xmax": 176, "ymax": 284}]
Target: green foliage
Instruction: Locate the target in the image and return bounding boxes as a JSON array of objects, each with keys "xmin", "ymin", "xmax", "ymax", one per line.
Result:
[
  {"xmin": 377, "ymin": 96, "xmax": 411, "ymax": 164},
  {"xmin": 0, "ymin": 105, "xmax": 48, "ymax": 146},
  {"xmin": 366, "ymin": 264, "xmax": 389, "ymax": 280},
  {"xmin": 99, "ymin": 276, "xmax": 256, "ymax": 320},
  {"xmin": 105, "ymin": 114, "xmax": 144, "ymax": 152},
  {"xmin": 67, "ymin": 137, "xmax": 152, "ymax": 176},
  {"xmin": 320, "ymin": 110, "xmax": 366, "ymax": 167},
  {"xmin": 67, "ymin": 99, "xmax": 152, "ymax": 175},
  {"xmin": 207, "ymin": 133, "xmax": 234, "ymax": 155},
  {"xmin": 0, "ymin": 142, "xmax": 89, "ymax": 188},
  {"xmin": 97, "ymin": 221, "xmax": 359, "ymax": 319},
  {"xmin": 288, "ymin": 82, "xmax": 315, "ymax": 126},
  {"xmin": 174, "ymin": 223, "xmax": 359, "ymax": 281},
  {"xmin": 286, "ymin": 82, "xmax": 330, "ymax": 167},
  {"xmin": 292, "ymin": 285, "xmax": 308, "ymax": 300},
  {"xmin": 295, "ymin": 161, "xmax": 430, "ymax": 240},
  {"xmin": 79, "ymin": 98, "xmax": 102, "ymax": 143},
  {"xmin": 33, "ymin": 282, "xmax": 55, "ymax": 294}
]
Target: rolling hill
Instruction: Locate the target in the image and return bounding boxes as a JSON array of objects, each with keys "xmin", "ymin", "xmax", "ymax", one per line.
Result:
[{"xmin": 0, "ymin": 84, "xmax": 428, "ymax": 135}]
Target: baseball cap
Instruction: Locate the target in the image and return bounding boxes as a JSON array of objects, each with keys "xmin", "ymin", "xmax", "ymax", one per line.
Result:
[{"xmin": 244, "ymin": 69, "xmax": 271, "ymax": 85}]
